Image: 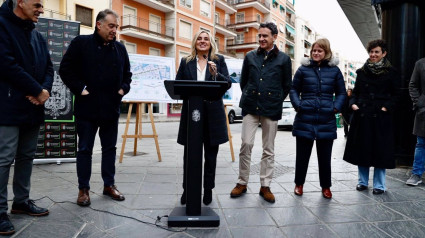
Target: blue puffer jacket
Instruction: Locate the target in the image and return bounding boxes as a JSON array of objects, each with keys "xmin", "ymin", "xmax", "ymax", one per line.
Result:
[
  {"xmin": 0, "ymin": 0, "xmax": 53, "ymax": 125},
  {"xmin": 290, "ymin": 58, "xmax": 346, "ymax": 140}
]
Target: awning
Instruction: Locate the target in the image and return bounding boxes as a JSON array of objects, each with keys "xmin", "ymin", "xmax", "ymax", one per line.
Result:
[
  {"xmin": 280, "ymin": 5, "xmax": 285, "ymax": 11},
  {"xmin": 286, "ymin": 24, "xmax": 296, "ymax": 35},
  {"xmin": 272, "ymin": 0, "xmax": 277, "ymax": 4},
  {"xmin": 286, "ymin": 8, "xmax": 295, "ymax": 15}
]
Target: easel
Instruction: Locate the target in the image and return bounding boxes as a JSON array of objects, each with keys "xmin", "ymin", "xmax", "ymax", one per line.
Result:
[
  {"xmin": 119, "ymin": 101, "xmax": 161, "ymax": 163},
  {"xmin": 224, "ymin": 104, "xmax": 235, "ymax": 162}
]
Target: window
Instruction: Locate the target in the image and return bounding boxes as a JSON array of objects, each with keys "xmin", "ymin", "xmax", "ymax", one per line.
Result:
[
  {"xmin": 179, "ymin": 20, "xmax": 192, "ymax": 39},
  {"xmin": 279, "ymin": 41, "xmax": 283, "ymax": 51},
  {"xmin": 149, "ymin": 48, "xmax": 161, "ymax": 56},
  {"xmin": 123, "ymin": 5, "xmax": 136, "ymax": 26},
  {"xmin": 179, "ymin": 51, "xmax": 190, "ymax": 62},
  {"xmin": 200, "ymin": 27, "xmax": 210, "ymax": 33},
  {"xmin": 180, "ymin": 0, "xmax": 192, "ymax": 8},
  {"xmin": 236, "ymin": 13, "xmax": 244, "ymax": 24},
  {"xmin": 149, "ymin": 14, "xmax": 161, "ymax": 34},
  {"xmin": 236, "ymin": 33, "xmax": 244, "ymax": 44},
  {"xmin": 124, "ymin": 42, "xmax": 137, "ymax": 54},
  {"xmin": 75, "ymin": 5, "xmax": 93, "ymax": 27},
  {"xmin": 215, "ymin": 13, "xmax": 219, "ymax": 24},
  {"xmin": 200, "ymin": 0, "xmax": 210, "ymax": 18},
  {"xmin": 280, "ymin": 5, "xmax": 285, "ymax": 16},
  {"xmin": 256, "ymin": 14, "xmax": 261, "ymax": 23},
  {"xmin": 215, "ymin": 37, "xmax": 219, "ymax": 51}
]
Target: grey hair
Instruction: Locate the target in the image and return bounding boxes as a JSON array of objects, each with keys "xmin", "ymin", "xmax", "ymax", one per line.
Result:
[
  {"xmin": 96, "ymin": 9, "xmax": 119, "ymax": 23},
  {"xmin": 11, "ymin": 0, "xmax": 26, "ymax": 10}
]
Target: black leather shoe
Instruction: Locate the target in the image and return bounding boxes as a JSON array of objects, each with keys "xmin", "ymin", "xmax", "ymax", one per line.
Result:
[
  {"xmin": 373, "ymin": 188, "xmax": 385, "ymax": 195},
  {"xmin": 180, "ymin": 190, "xmax": 186, "ymax": 205},
  {"xmin": 0, "ymin": 213, "xmax": 15, "ymax": 236},
  {"xmin": 203, "ymin": 189, "xmax": 212, "ymax": 205},
  {"xmin": 11, "ymin": 200, "xmax": 49, "ymax": 216},
  {"xmin": 356, "ymin": 184, "xmax": 368, "ymax": 191}
]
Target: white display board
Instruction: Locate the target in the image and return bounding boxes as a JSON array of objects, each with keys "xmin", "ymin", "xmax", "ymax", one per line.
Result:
[
  {"xmin": 223, "ymin": 58, "xmax": 243, "ymax": 104},
  {"xmin": 123, "ymin": 54, "xmax": 176, "ymax": 102}
]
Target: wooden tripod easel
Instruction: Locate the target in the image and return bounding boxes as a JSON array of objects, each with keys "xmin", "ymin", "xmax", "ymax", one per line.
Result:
[{"xmin": 119, "ymin": 101, "xmax": 161, "ymax": 163}]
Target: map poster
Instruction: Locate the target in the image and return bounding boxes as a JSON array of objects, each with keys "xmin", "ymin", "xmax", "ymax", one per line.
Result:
[
  {"xmin": 34, "ymin": 18, "xmax": 79, "ymax": 160},
  {"xmin": 223, "ymin": 59, "xmax": 243, "ymax": 104},
  {"xmin": 123, "ymin": 54, "xmax": 176, "ymax": 103}
]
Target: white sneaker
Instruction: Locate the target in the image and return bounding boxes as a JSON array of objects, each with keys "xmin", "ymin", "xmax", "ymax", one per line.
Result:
[{"xmin": 406, "ymin": 174, "xmax": 422, "ymax": 186}]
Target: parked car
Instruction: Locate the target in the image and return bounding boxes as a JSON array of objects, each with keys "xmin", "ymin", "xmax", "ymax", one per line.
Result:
[
  {"xmin": 278, "ymin": 101, "xmax": 296, "ymax": 129},
  {"xmin": 227, "ymin": 104, "xmax": 242, "ymax": 124}
]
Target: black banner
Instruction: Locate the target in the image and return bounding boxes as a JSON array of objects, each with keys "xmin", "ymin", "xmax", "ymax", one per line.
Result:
[{"xmin": 34, "ymin": 18, "xmax": 80, "ymax": 159}]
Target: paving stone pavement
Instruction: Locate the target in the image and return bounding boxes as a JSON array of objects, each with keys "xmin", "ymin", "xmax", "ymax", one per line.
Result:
[{"xmin": 4, "ymin": 121, "xmax": 425, "ymax": 237}]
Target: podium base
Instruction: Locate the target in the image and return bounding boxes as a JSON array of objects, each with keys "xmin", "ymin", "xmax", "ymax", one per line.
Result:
[{"xmin": 168, "ymin": 207, "xmax": 220, "ymax": 227}]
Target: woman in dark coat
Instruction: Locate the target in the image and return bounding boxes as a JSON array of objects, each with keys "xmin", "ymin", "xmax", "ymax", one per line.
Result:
[
  {"xmin": 176, "ymin": 30, "xmax": 232, "ymax": 205},
  {"xmin": 290, "ymin": 38, "xmax": 346, "ymax": 199},
  {"xmin": 343, "ymin": 39, "xmax": 400, "ymax": 194}
]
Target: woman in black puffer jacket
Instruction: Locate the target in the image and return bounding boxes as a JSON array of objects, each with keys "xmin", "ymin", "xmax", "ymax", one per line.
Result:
[{"xmin": 290, "ymin": 38, "xmax": 346, "ymax": 199}]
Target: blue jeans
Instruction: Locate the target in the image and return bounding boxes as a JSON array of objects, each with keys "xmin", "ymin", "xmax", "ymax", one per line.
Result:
[
  {"xmin": 412, "ymin": 136, "xmax": 425, "ymax": 176},
  {"xmin": 76, "ymin": 118, "xmax": 118, "ymax": 190},
  {"xmin": 358, "ymin": 166, "xmax": 386, "ymax": 190}
]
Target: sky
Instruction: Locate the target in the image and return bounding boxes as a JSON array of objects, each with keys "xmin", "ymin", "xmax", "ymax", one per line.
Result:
[{"xmin": 294, "ymin": 0, "xmax": 368, "ymax": 62}]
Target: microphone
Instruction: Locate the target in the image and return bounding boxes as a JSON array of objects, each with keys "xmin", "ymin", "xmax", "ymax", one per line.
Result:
[{"xmin": 203, "ymin": 54, "xmax": 217, "ymax": 81}]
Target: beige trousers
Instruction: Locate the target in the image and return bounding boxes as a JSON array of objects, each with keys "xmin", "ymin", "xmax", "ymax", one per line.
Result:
[{"xmin": 238, "ymin": 114, "xmax": 278, "ymax": 187}]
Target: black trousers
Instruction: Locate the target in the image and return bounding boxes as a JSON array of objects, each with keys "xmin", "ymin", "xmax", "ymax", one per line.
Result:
[
  {"xmin": 294, "ymin": 137, "xmax": 333, "ymax": 188},
  {"xmin": 76, "ymin": 118, "xmax": 118, "ymax": 189},
  {"xmin": 182, "ymin": 122, "xmax": 219, "ymax": 190}
]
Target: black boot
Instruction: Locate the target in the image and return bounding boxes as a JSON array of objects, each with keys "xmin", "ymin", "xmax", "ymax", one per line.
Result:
[
  {"xmin": 180, "ymin": 190, "xmax": 186, "ymax": 205},
  {"xmin": 203, "ymin": 189, "xmax": 212, "ymax": 205}
]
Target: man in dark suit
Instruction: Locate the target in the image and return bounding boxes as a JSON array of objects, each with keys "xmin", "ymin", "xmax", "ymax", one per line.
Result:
[
  {"xmin": 0, "ymin": 0, "xmax": 52, "ymax": 235},
  {"xmin": 59, "ymin": 9, "xmax": 132, "ymax": 206}
]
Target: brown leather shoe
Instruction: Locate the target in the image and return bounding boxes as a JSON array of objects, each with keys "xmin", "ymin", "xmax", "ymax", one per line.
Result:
[
  {"xmin": 103, "ymin": 185, "xmax": 125, "ymax": 201},
  {"xmin": 294, "ymin": 185, "xmax": 303, "ymax": 196},
  {"xmin": 77, "ymin": 188, "xmax": 90, "ymax": 206},
  {"xmin": 230, "ymin": 183, "xmax": 247, "ymax": 198},
  {"xmin": 259, "ymin": 186, "xmax": 275, "ymax": 203},
  {"xmin": 322, "ymin": 188, "xmax": 332, "ymax": 199}
]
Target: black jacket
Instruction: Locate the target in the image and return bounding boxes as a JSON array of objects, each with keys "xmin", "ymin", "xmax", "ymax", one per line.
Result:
[
  {"xmin": 343, "ymin": 66, "xmax": 400, "ymax": 168},
  {"xmin": 239, "ymin": 46, "xmax": 292, "ymax": 120},
  {"xmin": 0, "ymin": 0, "xmax": 53, "ymax": 125},
  {"xmin": 290, "ymin": 58, "xmax": 346, "ymax": 140},
  {"xmin": 176, "ymin": 55, "xmax": 232, "ymax": 146},
  {"xmin": 59, "ymin": 31, "xmax": 132, "ymax": 120}
]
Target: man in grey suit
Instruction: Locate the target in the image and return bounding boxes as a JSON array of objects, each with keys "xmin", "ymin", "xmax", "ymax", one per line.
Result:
[{"xmin": 406, "ymin": 58, "xmax": 425, "ymax": 186}]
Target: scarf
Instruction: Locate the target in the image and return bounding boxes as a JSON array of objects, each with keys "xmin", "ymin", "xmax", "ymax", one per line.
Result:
[{"xmin": 361, "ymin": 57, "xmax": 392, "ymax": 76}]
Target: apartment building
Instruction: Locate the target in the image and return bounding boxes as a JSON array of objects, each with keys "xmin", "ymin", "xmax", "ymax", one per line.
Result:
[
  {"xmin": 10, "ymin": 0, "xmax": 297, "ymax": 116},
  {"xmin": 294, "ymin": 17, "xmax": 318, "ymax": 71},
  {"xmin": 43, "ymin": 0, "xmax": 109, "ymax": 35}
]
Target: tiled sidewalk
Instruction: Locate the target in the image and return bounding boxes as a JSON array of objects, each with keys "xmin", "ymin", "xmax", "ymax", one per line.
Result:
[{"xmin": 5, "ymin": 122, "xmax": 425, "ymax": 237}]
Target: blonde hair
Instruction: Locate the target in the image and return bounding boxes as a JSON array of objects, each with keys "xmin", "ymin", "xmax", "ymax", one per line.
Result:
[
  {"xmin": 310, "ymin": 38, "xmax": 333, "ymax": 61},
  {"xmin": 186, "ymin": 30, "xmax": 218, "ymax": 63}
]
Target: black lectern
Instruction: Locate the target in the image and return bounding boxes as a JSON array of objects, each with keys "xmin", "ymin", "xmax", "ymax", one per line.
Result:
[{"xmin": 164, "ymin": 80, "xmax": 229, "ymax": 227}]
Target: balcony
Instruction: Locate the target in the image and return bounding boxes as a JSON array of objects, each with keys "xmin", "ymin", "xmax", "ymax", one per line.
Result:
[
  {"xmin": 215, "ymin": 18, "xmax": 237, "ymax": 37},
  {"xmin": 42, "ymin": 8, "xmax": 71, "ymax": 20},
  {"xmin": 227, "ymin": 15, "xmax": 261, "ymax": 29},
  {"xmin": 233, "ymin": 0, "xmax": 270, "ymax": 14},
  {"xmin": 215, "ymin": 0, "xmax": 237, "ymax": 14},
  {"xmin": 120, "ymin": 15, "xmax": 174, "ymax": 45},
  {"xmin": 133, "ymin": 0, "xmax": 174, "ymax": 13},
  {"xmin": 286, "ymin": 16, "xmax": 295, "ymax": 27},
  {"xmin": 226, "ymin": 37, "xmax": 258, "ymax": 50}
]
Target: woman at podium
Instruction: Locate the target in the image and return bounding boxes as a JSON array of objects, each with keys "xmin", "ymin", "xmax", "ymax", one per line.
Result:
[{"xmin": 176, "ymin": 30, "xmax": 232, "ymax": 205}]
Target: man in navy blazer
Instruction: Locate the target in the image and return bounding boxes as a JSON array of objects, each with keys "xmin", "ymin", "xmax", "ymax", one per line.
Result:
[{"xmin": 59, "ymin": 9, "xmax": 132, "ymax": 207}]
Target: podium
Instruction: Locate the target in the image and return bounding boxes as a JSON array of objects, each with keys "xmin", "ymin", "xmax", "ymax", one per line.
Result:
[{"xmin": 164, "ymin": 80, "xmax": 229, "ymax": 227}]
